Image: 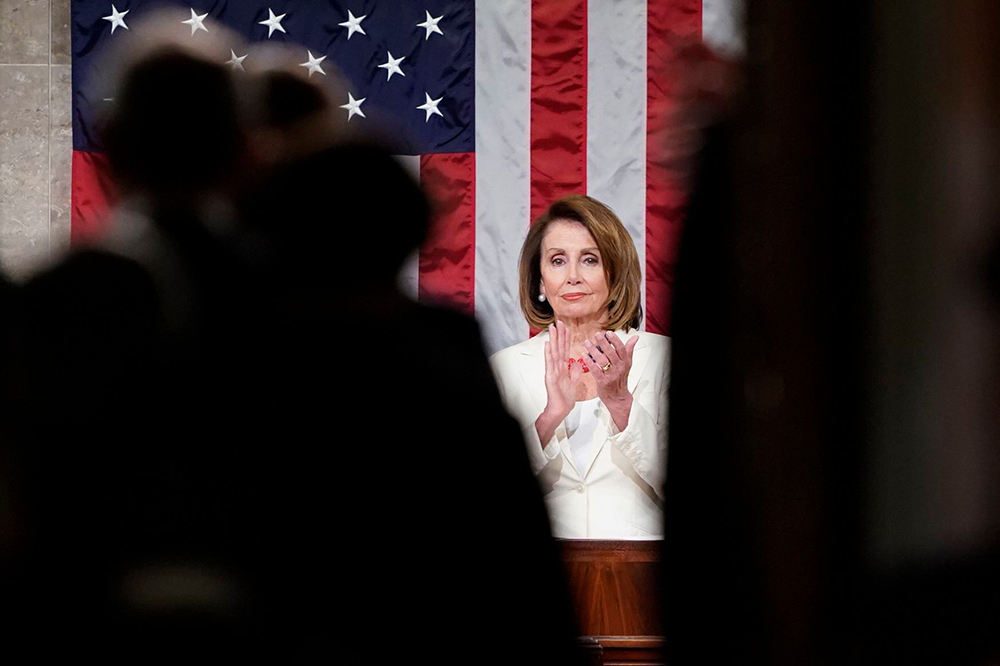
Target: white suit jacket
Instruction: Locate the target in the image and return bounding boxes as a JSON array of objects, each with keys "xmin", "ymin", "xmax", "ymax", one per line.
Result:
[{"xmin": 489, "ymin": 329, "xmax": 670, "ymax": 539}]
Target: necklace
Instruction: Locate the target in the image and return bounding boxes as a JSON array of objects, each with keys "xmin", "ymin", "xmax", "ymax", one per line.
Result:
[{"xmin": 567, "ymin": 358, "xmax": 590, "ymax": 373}]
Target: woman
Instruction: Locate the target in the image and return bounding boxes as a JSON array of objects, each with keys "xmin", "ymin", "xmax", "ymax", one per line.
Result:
[{"xmin": 490, "ymin": 194, "xmax": 670, "ymax": 539}]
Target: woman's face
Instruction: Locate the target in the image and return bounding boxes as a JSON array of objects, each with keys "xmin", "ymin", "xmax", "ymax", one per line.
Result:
[{"xmin": 539, "ymin": 219, "xmax": 609, "ymax": 323}]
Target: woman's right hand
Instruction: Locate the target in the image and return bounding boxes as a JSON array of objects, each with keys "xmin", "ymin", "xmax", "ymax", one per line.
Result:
[{"xmin": 535, "ymin": 321, "xmax": 583, "ymax": 445}]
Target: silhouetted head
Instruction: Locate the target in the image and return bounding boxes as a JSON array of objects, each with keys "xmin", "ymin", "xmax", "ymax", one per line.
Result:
[
  {"xmin": 241, "ymin": 68, "xmax": 345, "ymax": 170},
  {"xmin": 246, "ymin": 142, "xmax": 428, "ymax": 285},
  {"xmin": 101, "ymin": 49, "xmax": 244, "ymax": 203},
  {"xmin": 257, "ymin": 71, "xmax": 331, "ymax": 130}
]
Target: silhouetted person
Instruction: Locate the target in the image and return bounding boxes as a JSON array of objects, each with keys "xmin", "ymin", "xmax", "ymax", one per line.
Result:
[
  {"xmin": 11, "ymin": 41, "xmax": 583, "ymax": 662},
  {"xmin": 13, "ymin": 43, "xmax": 269, "ymax": 651},
  {"xmin": 241, "ymin": 142, "xmax": 584, "ymax": 662},
  {"xmin": 662, "ymin": 118, "xmax": 766, "ymax": 664},
  {"xmin": 0, "ymin": 271, "xmax": 27, "ymax": 583}
]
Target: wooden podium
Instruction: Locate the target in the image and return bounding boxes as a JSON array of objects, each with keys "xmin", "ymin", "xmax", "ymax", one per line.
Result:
[{"xmin": 560, "ymin": 540, "xmax": 665, "ymax": 666}]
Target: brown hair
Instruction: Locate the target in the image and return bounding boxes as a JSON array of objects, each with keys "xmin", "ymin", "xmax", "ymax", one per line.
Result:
[{"xmin": 518, "ymin": 194, "xmax": 643, "ymax": 331}]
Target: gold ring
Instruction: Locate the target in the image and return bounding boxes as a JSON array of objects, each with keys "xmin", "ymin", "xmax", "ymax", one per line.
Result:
[{"xmin": 601, "ymin": 362, "xmax": 612, "ymax": 372}]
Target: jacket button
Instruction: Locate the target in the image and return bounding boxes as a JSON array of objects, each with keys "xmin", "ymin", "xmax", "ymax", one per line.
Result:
[{"xmin": 576, "ymin": 484, "xmax": 585, "ymax": 493}]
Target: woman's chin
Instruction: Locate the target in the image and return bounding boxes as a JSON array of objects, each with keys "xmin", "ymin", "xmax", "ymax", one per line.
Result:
[{"xmin": 553, "ymin": 306, "xmax": 602, "ymax": 321}]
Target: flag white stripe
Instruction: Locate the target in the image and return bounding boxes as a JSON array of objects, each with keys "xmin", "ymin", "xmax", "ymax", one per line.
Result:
[
  {"xmin": 475, "ymin": 0, "xmax": 532, "ymax": 355},
  {"xmin": 587, "ymin": 0, "xmax": 648, "ymax": 331},
  {"xmin": 395, "ymin": 155, "xmax": 422, "ymax": 301}
]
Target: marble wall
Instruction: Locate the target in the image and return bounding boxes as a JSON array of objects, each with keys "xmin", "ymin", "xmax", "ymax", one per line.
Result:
[{"xmin": 0, "ymin": 0, "xmax": 71, "ymax": 279}]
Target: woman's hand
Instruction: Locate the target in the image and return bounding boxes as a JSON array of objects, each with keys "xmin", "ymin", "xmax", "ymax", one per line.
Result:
[
  {"xmin": 535, "ymin": 321, "xmax": 583, "ymax": 445},
  {"xmin": 584, "ymin": 331, "xmax": 640, "ymax": 431}
]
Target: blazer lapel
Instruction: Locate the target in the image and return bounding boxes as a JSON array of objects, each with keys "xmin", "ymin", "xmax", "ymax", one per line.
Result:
[
  {"xmin": 619, "ymin": 329, "xmax": 649, "ymax": 394},
  {"xmin": 517, "ymin": 331, "xmax": 549, "ymax": 424}
]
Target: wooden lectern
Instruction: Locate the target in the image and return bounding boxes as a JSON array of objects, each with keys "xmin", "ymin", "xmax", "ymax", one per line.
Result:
[{"xmin": 560, "ymin": 540, "xmax": 664, "ymax": 666}]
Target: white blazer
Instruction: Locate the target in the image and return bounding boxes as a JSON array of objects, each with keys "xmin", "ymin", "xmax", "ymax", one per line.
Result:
[{"xmin": 490, "ymin": 329, "xmax": 670, "ymax": 539}]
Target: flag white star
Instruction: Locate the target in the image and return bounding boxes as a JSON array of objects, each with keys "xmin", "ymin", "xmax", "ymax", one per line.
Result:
[
  {"xmin": 226, "ymin": 49, "xmax": 247, "ymax": 71},
  {"xmin": 102, "ymin": 4, "xmax": 129, "ymax": 34},
  {"xmin": 338, "ymin": 10, "xmax": 367, "ymax": 39},
  {"xmin": 259, "ymin": 8, "xmax": 287, "ymax": 38},
  {"xmin": 299, "ymin": 50, "xmax": 327, "ymax": 77},
  {"xmin": 416, "ymin": 11, "xmax": 443, "ymax": 40},
  {"xmin": 181, "ymin": 8, "xmax": 209, "ymax": 36},
  {"xmin": 377, "ymin": 51, "xmax": 406, "ymax": 81},
  {"xmin": 340, "ymin": 92, "xmax": 366, "ymax": 121},
  {"xmin": 417, "ymin": 92, "xmax": 444, "ymax": 121}
]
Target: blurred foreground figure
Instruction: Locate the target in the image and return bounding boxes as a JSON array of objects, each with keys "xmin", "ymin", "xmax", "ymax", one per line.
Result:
[
  {"xmin": 241, "ymin": 141, "xmax": 583, "ymax": 662},
  {"xmin": 664, "ymin": 1, "xmax": 1000, "ymax": 665},
  {"xmin": 6, "ymin": 18, "xmax": 582, "ymax": 661},
  {"xmin": 11, "ymin": 21, "xmax": 269, "ymax": 652}
]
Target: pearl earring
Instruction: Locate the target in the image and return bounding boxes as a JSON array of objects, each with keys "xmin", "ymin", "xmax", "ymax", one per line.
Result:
[{"xmin": 538, "ymin": 293, "xmax": 546, "ymax": 302}]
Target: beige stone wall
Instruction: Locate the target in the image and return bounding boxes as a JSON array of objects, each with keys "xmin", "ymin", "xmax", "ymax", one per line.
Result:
[{"xmin": 0, "ymin": 0, "xmax": 71, "ymax": 279}]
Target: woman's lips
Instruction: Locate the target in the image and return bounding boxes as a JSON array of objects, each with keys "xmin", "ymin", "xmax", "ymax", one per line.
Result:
[{"xmin": 561, "ymin": 293, "xmax": 588, "ymax": 301}]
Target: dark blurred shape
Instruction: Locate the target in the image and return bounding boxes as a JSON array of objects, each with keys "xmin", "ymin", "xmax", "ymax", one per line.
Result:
[
  {"xmin": 243, "ymin": 142, "xmax": 427, "ymax": 282},
  {"xmin": 665, "ymin": 1, "xmax": 1000, "ymax": 665},
  {"xmin": 238, "ymin": 44, "xmax": 348, "ymax": 175},
  {"xmin": 241, "ymin": 142, "xmax": 584, "ymax": 662},
  {"xmin": 252, "ymin": 68, "xmax": 331, "ymax": 132},
  {"xmin": 9, "ymin": 41, "xmax": 264, "ymax": 653},
  {"xmin": 103, "ymin": 51, "xmax": 244, "ymax": 199},
  {"xmin": 664, "ymin": 118, "xmax": 764, "ymax": 664},
  {"xmin": 5, "ymin": 23, "xmax": 582, "ymax": 662},
  {"xmin": 257, "ymin": 70, "xmax": 330, "ymax": 129},
  {"xmin": 0, "ymin": 273, "xmax": 25, "ymax": 572}
]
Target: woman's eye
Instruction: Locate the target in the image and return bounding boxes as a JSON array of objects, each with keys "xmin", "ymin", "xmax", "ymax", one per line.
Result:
[
  {"xmin": 551, "ymin": 257, "xmax": 564, "ymax": 266},
  {"xmin": 584, "ymin": 256, "xmax": 598, "ymax": 265}
]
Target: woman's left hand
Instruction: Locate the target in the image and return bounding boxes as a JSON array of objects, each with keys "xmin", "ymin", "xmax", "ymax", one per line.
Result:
[{"xmin": 584, "ymin": 331, "xmax": 640, "ymax": 429}]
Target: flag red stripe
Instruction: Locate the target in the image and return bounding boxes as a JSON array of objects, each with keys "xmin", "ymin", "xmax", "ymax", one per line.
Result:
[
  {"xmin": 645, "ymin": 0, "xmax": 701, "ymax": 335},
  {"xmin": 71, "ymin": 150, "xmax": 116, "ymax": 245},
  {"xmin": 529, "ymin": 0, "xmax": 588, "ymax": 224},
  {"xmin": 418, "ymin": 152, "xmax": 476, "ymax": 316}
]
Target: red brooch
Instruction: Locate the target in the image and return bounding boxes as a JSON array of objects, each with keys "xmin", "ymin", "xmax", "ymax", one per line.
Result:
[{"xmin": 568, "ymin": 358, "xmax": 590, "ymax": 373}]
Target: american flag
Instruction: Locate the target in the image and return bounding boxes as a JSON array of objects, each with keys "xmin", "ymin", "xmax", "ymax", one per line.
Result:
[{"xmin": 70, "ymin": 0, "xmax": 741, "ymax": 354}]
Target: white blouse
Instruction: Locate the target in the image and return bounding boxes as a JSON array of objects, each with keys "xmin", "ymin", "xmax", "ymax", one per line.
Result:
[{"xmin": 564, "ymin": 397, "xmax": 602, "ymax": 478}]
